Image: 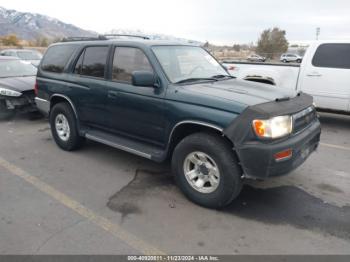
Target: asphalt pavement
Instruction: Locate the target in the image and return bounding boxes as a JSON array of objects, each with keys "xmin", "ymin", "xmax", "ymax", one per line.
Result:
[{"xmin": 0, "ymin": 112, "xmax": 349, "ymax": 254}]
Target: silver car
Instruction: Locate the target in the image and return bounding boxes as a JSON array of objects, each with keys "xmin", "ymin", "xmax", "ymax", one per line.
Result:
[
  {"xmin": 0, "ymin": 49, "xmax": 43, "ymax": 67},
  {"xmin": 247, "ymin": 54, "xmax": 266, "ymax": 62},
  {"xmin": 280, "ymin": 53, "xmax": 302, "ymax": 63}
]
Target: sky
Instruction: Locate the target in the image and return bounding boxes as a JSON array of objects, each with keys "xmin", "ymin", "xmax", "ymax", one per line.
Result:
[{"xmin": 0, "ymin": 0, "xmax": 350, "ymax": 45}]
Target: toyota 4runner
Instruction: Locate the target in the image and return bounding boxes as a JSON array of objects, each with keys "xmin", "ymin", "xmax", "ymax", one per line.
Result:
[{"xmin": 35, "ymin": 35, "xmax": 321, "ymax": 208}]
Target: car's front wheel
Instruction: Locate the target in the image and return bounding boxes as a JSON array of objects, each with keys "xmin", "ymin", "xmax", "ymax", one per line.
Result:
[
  {"xmin": 50, "ymin": 102, "xmax": 84, "ymax": 151},
  {"xmin": 172, "ymin": 132, "xmax": 243, "ymax": 208}
]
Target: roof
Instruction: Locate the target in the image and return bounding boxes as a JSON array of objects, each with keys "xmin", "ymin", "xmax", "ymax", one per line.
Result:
[
  {"xmin": 1, "ymin": 49, "xmax": 40, "ymax": 52},
  {"xmin": 0, "ymin": 56, "xmax": 20, "ymax": 60}
]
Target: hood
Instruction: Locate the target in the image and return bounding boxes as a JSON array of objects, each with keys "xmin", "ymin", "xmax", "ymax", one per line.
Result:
[
  {"xmin": 167, "ymin": 78, "xmax": 299, "ymax": 114},
  {"xmin": 0, "ymin": 76, "xmax": 36, "ymax": 93},
  {"xmin": 182, "ymin": 79, "xmax": 297, "ymax": 106},
  {"xmin": 29, "ymin": 60, "xmax": 40, "ymax": 67}
]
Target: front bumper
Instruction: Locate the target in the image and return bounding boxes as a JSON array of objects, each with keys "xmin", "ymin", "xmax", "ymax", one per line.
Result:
[
  {"xmin": 237, "ymin": 119, "xmax": 321, "ymax": 179},
  {"xmin": 1, "ymin": 93, "xmax": 37, "ymax": 113}
]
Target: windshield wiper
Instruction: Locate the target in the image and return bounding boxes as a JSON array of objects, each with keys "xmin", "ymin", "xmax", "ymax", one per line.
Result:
[
  {"xmin": 211, "ymin": 74, "xmax": 236, "ymax": 79},
  {"xmin": 175, "ymin": 77, "xmax": 218, "ymax": 84}
]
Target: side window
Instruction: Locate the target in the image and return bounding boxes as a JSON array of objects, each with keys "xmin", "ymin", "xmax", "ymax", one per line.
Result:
[
  {"xmin": 41, "ymin": 45, "xmax": 77, "ymax": 73},
  {"xmin": 79, "ymin": 46, "xmax": 109, "ymax": 78},
  {"xmin": 312, "ymin": 43, "xmax": 350, "ymax": 69},
  {"xmin": 112, "ymin": 47, "xmax": 153, "ymax": 83}
]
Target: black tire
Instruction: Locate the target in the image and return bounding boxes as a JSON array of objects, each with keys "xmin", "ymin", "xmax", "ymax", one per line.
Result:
[
  {"xmin": 0, "ymin": 100, "xmax": 15, "ymax": 121},
  {"xmin": 282, "ymin": 59, "xmax": 287, "ymax": 63},
  {"xmin": 172, "ymin": 132, "xmax": 243, "ymax": 208},
  {"xmin": 50, "ymin": 102, "xmax": 84, "ymax": 151},
  {"xmin": 297, "ymin": 59, "xmax": 302, "ymax": 63}
]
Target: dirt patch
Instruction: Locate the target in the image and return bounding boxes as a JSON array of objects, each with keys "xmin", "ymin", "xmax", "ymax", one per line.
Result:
[{"xmin": 317, "ymin": 183, "xmax": 344, "ymax": 193}]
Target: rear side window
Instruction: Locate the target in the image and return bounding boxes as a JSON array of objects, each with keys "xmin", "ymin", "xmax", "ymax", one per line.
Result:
[
  {"xmin": 112, "ymin": 47, "xmax": 153, "ymax": 83},
  {"xmin": 41, "ymin": 45, "xmax": 77, "ymax": 73},
  {"xmin": 312, "ymin": 43, "xmax": 350, "ymax": 69},
  {"xmin": 74, "ymin": 46, "xmax": 108, "ymax": 78}
]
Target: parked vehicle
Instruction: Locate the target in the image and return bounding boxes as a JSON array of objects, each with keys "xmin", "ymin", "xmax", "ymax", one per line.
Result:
[
  {"xmin": 35, "ymin": 36, "xmax": 321, "ymax": 208},
  {"xmin": 280, "ymin": 53, "xmax": 302, "ymax": 63},
  {"xmin": 0, "ymin": 56, "xmax": 37, "ymax": 120},
  {"xmin": 0, "ymin": 49, "xmax": 43, "ymax": 67},
  {"xmin": 247, "ymin": 54, "xmax": 266, "ymax": 62},
  {"xmin": 223, "ymin": 41, "xmax": 350, "ymax": 113}
]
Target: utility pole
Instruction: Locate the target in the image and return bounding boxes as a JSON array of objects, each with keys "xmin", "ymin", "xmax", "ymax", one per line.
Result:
[{"xmin": 316, "ymin": 27, "xmax": 320, "ymax": 40}]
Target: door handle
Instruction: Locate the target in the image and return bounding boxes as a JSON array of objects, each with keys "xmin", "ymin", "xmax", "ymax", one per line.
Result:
[
  {"xmin": 307, "ymin": 72, "xmax": 322, "ymax": 77},
  {"xmin": 108, "ymin": 91, "xmax": 119, "ymax": 99}
]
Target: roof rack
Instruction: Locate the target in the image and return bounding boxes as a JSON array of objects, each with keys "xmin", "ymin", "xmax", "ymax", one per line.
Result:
[
  {"xmin": 103, "ymin": 34, "xmax": 150, "ymax": 40},
  {"xmin": 61, "ymin": 36, "xmax": 107, "ymax": 42},
  {"xmin": 61, "ymin": 34, "xmax": 150, "ymax": 43}
]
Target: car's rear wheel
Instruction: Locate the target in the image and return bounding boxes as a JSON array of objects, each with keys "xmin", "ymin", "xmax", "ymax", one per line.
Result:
[
  {"xmin": 50, "ymin": 102, "xmax": 84, "ymax": 151},
  {"xmin": 172, "ymin": 132, "xmax": 243, "ymax": 208},
  {"xmin": 0, "ymin": 100, "xmax": 15, "ymax": 121},
  {"xmin": 297, "ymin": 59, "xmax": 302, "ymax": 63}
]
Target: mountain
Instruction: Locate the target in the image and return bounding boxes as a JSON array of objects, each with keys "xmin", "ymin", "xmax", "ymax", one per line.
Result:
[
  {"xmin": 108, "ymin": 29, "xmax": 203, "ymax": 45},
  {"xmin": 0, "ymin": 6, "xmax": 96, "ymax": 40}
]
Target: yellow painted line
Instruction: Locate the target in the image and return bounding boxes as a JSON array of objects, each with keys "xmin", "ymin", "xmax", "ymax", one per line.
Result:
[
  {"xmin": 0, "ymin": 157, "xmax": 165, "ymax": 255},
  {"xmin": 320, "ymin": 142, "xmax": 350, "ymax": 151}
]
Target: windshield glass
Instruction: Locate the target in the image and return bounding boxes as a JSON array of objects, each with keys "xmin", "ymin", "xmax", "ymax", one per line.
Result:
[
  {"xmin": 152, "ymin": 46, "xmax": 229, "ymax": 83},
  {"xmin": 0, "ymin": 60, "xmax": 37, "ymax": 78},
  {"xmin": 17, "ymin": 51, "xmax": 42, "ymax": 60}
]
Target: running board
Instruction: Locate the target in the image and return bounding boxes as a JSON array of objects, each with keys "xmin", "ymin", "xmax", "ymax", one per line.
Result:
[{"xmin": 84, "ymin": 129, "xmax": 167, "ymax": 162}]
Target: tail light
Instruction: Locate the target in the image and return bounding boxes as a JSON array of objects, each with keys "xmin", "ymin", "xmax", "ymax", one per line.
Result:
[{"xmin": 34, "ymin": 80, "xmax": 38, "ymax": 96}]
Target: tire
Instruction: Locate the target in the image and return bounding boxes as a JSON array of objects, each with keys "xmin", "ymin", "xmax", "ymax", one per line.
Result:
[
  {"xmin": 282, "ymin": 59, "xmax": 287, "ymax": 63},
  {"xmin": 0, "ymin": 100, "xmax": 15, "ymax": 121},
  {"xmin": 297, "ymin": 59, "xmax": 302, "ymax": 63},
  {"xmin": 50, "ymin": 102, "xmax": 84, "ymax": 151},
  {"xmin": 172, "ymin": 132, "xmax": 243, "ymax": 208}
]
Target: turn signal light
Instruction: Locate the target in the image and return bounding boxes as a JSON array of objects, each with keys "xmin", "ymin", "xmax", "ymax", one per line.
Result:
[
  {"xmin": 274, "ymin": 149, "xmax": 292, "ymax": 161},
  {"xmin": 253, "ymin": 120, "xmax": 265, "ymax": 137}
]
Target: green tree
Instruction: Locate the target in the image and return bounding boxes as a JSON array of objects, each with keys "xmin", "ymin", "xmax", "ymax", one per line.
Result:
[
  {"xmin": 232, "ymin": 44, "xmax": 241, "ymax": 52},
  {"xmin": 256, "ymin": 27, "xmax": 288, "ymax": 59}
]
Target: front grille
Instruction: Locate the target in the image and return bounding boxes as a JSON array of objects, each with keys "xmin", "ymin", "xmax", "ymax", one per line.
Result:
[{"xmin": 293, "ymin": 106, "xmax": 317, "ymax": 134}]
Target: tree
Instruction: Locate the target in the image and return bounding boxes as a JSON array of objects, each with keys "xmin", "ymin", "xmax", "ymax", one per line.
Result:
[
  {"xmin": 256, "ymin": 27, "xmax": 288, "ymax": 59},
  {"xmin": 232, "ymin": 44, "xmax": 241, "ymax": 52},
  {"xmin": 1, "ymin": 34, "xmax": 20, "ymax": 46}
]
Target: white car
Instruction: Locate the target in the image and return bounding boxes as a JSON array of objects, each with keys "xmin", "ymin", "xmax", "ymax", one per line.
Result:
[
  {"xmin": 280, "ymin": 53, "xmax": 303, "ymax": 63},
  {"xmin": 223, "ymin": 41, "xmax": 350, "ymax": 113}
]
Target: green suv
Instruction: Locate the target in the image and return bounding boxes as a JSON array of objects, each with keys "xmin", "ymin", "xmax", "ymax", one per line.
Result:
[{"xmin": 35, "ymin": 36, "xmax": 321, "ymax": 208}]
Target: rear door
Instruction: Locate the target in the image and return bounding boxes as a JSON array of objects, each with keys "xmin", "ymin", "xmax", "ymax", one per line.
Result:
[
  {"xmin": 68, "ymin": 45, "xmax": 110, "ymax": 127},
  {"xmin": 298, "ymin": 43, "xmax": 350, "ymax": 111}
]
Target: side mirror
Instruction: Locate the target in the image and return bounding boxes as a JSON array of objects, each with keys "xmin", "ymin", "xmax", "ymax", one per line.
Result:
[{"xmin": 132, "ymin": 71, "xmax": 158, "ymax": 88}]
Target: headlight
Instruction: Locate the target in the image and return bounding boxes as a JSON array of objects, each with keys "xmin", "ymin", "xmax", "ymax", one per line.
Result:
[
  {"xmin": 0, "ymin": 87, "xmax": 22, "ymax": 97},
  {"xmin": 252, "ymin": 115, "xmax": 293, "ymax": 139}
]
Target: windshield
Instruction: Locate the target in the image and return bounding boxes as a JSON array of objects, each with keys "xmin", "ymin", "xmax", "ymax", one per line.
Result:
[
  {"xmin": 17, "ymin": 51, "xmax": 42, "ymax": 60},
  {"xmin": 152, "ymin": 46, "xmax": 229, "ymax": 83},
  {"xmin": 0, "ymin": 60, "xmax": 37, "ymax": 78}
]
